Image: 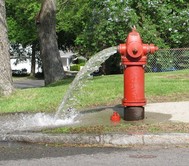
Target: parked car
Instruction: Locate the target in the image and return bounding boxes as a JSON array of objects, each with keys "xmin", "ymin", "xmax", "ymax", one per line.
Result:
[
  {"xmin": 12, "ymin": 68, "xmax": 28, "ymax": 76},
  {"xmin": 12, "ymin": 70, "xmax": 22, "ymax": 75}
]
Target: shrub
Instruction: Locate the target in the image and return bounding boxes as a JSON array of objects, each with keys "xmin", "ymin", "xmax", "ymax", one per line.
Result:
[
  {"xmin": 70, "ymin": 64, "xmax": 80, "ymax": 71},
  {"xmin": 78, "ymin": 59, "xmax": 86, "ymax": 64},
  {"xmin": 79, "ymin": 62, "xmax": 85, "ymax": 66}
]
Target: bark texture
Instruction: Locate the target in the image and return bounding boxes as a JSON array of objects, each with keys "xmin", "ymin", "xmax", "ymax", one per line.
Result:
[
  {"xmin": 0, "ymin": 0, "xmax": 14, "ymax": 96},
  {"xmin": 38, "ymin": 0, "xmax": 64, "ymax": 85},
  {"xmin": 30, "ymin": 43, "xmax": 36, "ymax": 77}
]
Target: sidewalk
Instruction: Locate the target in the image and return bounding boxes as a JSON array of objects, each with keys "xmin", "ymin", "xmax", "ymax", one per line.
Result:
[
  {"xmin": 72, "ymin": 101, "xmax": 189, "ymax": 126},
  {"xmin": 1, "ymin": 101, "xmax": 189, "ymax": 147}
]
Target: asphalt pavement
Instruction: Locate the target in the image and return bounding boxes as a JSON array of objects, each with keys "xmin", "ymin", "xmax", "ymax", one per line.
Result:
[
  {"xmin": 1, "ymin": 142, "xmax": 189, "ymax": 166},
  {"xmin": 0, "ymin": 142, "xmax": 189, "ymax": 166},
  {"xmin": 13, "ymin": 78, "xmax": 44, "ymax": 89}
]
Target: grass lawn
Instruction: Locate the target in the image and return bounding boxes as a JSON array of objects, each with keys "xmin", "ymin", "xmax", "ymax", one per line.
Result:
[
  {"xmin": 146, "ymin": 69, "xmax": 189, "ymax": 102},
  {"xmin": 0, "ymin": 69, "xmax": 189, "ymax": 114}
]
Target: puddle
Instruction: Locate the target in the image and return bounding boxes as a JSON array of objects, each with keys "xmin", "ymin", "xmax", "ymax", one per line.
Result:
[{"xmin": 76, "ymin": 106, "xmax": 172, "ymax": 126}]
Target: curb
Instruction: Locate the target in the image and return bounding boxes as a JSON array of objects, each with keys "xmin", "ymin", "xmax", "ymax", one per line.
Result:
[{"xmin": 1, "ymin": 133, "xmax": 189, "ymax": 146}]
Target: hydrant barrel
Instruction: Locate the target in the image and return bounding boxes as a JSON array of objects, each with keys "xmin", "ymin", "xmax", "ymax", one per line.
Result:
[
  {"xmin": 118, "ymin": 28, "xmax": 158, "ymax": 121},
  {"xmin": 123, "ymin": 65, "xmax": 145, "ymax": 106}
]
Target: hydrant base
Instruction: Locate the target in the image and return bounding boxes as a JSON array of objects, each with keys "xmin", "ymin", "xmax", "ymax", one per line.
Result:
[{"xmin": 124, "ymin": 106, "xmax": 144, "ymax": 121}]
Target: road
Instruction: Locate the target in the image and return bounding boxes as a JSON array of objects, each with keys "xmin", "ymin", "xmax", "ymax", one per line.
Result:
[
  {"xmin": 13, "ymin": 79, "xmax": 44, "ymax": 89},
  {"xmin": 1, "ymin": 142, "xmax": 189, "ymax": 166}
]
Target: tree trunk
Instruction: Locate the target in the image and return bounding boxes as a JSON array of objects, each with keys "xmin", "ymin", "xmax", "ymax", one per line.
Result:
[
  {"xmin": 30, "ymin": 42, "xmax": 36, "ymax": 77},
  {"xmin": 0, "ymin": 0, "xmax": 14, "ymax": 96},
  {"xmin": 37, "ymin": 0, "xmax": 64, "ymax": 85}
]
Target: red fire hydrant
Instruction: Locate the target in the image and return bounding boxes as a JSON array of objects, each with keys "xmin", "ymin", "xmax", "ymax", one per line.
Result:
[{"xmin": 118, "ymin": 27, "xmax": 158, "ymax": 121}]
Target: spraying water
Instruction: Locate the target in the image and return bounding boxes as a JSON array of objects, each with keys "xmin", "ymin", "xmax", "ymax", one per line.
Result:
[
  {"xmin": 0, "ymin": 113, "xmax": 78, "ymax": 134},
  {"xmin": 0, "ymin": 47, "xmax": 117, "ymax": 134},
  {"xmin": 55, "ymin": 46, "xmax": 117, "ymax": 119}
]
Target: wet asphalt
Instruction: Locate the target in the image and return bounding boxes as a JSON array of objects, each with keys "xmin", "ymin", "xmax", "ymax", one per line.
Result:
[
  {"xmin": 1, "ymin": 141, "xmax": 189, "ymax": 166},
  {"xmin": 0, "ymin": 141, "xmax": 125, "ymax": 161}
]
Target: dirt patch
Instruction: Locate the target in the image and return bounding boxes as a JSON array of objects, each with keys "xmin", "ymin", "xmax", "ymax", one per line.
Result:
[
  {"xmin": 44, "ymin": 122, "xmax": 189, "ymax": 135},
  {"xmin": 161, "ymin": 74, "xmax": 189, "ymax": 79}
]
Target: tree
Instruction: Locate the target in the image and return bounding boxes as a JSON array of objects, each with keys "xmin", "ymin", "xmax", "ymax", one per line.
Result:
[
  {"xmin": 6, "ymin": 0, "xmax": 40, "ymax": 77},
  {"xmin": 57, "ymin": 0, "xmax": 140, "ymax": 74},
  {"xmin": 56, "ymin": 0, "xmax": 189, "ymax": 74},
  {"xmin": 128, "ymin": 0, "xmax": 189, "ymax": 48},
  {"xmin": 37, "ymin": 0, "xmax": 65, "ymax": 85},
  {"xmin": 58, "ymin": 0, "xmax": 189, "ymax": 54},
  {"xmin": 0, "ymin": 0, "xmax": 14, "ymax": 96},
  {"xmin": 6, "ymin": 0, "xmax": 65, "ymax": 82}
]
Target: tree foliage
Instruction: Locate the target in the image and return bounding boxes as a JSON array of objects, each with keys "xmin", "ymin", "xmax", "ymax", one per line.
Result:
[
  {"xmin": 57, "ymin": 0, "xmax": 189, "ymax": 57},
  {"xmin": 7, "ymin": 0, "xmax": 189, "ymax": 56},
  {"xmin": 6, "ymin": 0, "xmax": 66, "ymax": 82},
  {"xmin": 6, "ymin": 0, "xmax": 40, "ymax": 76},
  {"xmin": 6, "ymin": 0, "xmax": 40, "ymax": 45},
  {"xmin": 5, "ymin": 0, "xmax": 189, "ymax": 76}
]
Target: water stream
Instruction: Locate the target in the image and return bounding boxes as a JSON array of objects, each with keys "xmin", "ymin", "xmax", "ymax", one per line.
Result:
[
  {"xmin": 0, "ymin": 46, "xmax": 117, "ymax": 133},
  {"xmin": 55, "ymin": 46, "xmax": 117, "ymax": 119}
]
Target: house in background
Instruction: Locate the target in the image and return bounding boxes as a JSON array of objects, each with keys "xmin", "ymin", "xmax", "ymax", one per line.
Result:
[
  {"xmin": 11, "ymin": 51, "xmax": 77, "ymax": 75},
  {"xmin": 10, "ymin": 58, "xmax": 42, "ymax": 75},
  {"xmin": 60, "ymin": 50, "xmax": 87, "ymax": 71},
  {"xmin": 59, "ymin": 50, "xmax": 76, "ymax": 71}
]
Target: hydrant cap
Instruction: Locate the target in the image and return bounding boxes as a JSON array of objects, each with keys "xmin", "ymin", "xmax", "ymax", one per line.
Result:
[
  {"xmin": 127, "ymin": 42, "xmax": 143, "ymax": 58},
  {"xmin": 149, "ymin": 44, "xmax": 159, "ymax": 53},
  {"xmin": 126, "ymin": 28, "xmax": 143, "ymax": 58},
  {"xmin": 110, "ymin": 112, "xmax": 121, "ymax": 122}
]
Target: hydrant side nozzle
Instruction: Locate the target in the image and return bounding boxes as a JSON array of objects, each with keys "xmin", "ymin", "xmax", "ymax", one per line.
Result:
[
  {"xmin": 149, "ymin": 44, "xmax": 159, "ymax": 54},
  {"xmin": 143, "ymin": 44, "xmax": 159, "ymax": 55},
  {"xmin": 118, "ymin": 44, "xmax": 127, "ymax": 55},
  {"xmin": 142, "ymin": 44, "xmax": 149, "ymax": 54}
]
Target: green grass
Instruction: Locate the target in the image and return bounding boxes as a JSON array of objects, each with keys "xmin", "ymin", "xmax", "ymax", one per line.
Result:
[
  {"xmin": 0, "ymin": 78, "xmax": 73, "ymax": 113},
  {"xmin": 145, "ymin": 69, "xmax": 189, "ymax": 102},
  {"xmin": 44, "ymin": 123, "xmax": 189, "ymax": 134},
  {"xmin": 76, "ymin": 75, "xmax": 123, "ymax": 108},
  {"xmin": 0, "ymin": 69, "xmax": 189, "ymax": 114}
]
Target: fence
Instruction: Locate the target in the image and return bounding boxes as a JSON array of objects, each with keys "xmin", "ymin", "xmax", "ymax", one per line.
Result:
[{"xmin": 146, "ymin": 48, "xmax": 189, "ymax": 72}]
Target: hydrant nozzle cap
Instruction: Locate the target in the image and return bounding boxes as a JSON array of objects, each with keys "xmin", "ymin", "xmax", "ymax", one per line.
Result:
[
  {"xmin": 118, "ymin": 44, "xmax": 127, "ymax": 55},
  {"xmin": 110, "ymin": 112, "xmax": 121, "ymax": 122},
  {"xmin": 149, "ymin": 44, "xmax": 159, "ymax": 54}
]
